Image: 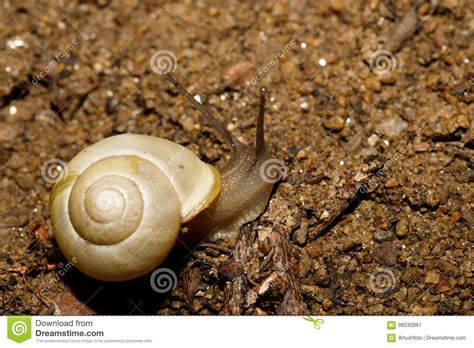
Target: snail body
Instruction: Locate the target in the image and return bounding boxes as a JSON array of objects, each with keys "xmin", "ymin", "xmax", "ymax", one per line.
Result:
[
  {"xmin": 186, "ymin": 144, "xmax": 273, "ymax": 243},
  {"xmin": 50, "ymin": 73, "xmax": 277, "ymax": 281}
]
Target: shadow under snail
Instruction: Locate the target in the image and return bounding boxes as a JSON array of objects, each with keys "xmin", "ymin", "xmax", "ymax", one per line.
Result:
[{"xmin": 49, "ymin": 72, "xmax": 281, "ymax": 281}]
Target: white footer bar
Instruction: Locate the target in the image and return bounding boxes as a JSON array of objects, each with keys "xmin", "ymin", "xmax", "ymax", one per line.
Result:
[{"xmin": 1, "ymin": 316, "xmax": 471, "ymax": 347}]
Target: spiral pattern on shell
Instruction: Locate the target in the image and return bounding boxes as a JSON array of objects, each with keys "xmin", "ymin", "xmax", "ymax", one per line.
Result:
[{"xmin": 50, "ymin": 134, "xmax": 220, "ymax": 281}]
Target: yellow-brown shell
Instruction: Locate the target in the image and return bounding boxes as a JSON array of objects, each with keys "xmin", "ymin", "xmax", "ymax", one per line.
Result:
[{"xmin": 50, "ymin": 134, "xmax": 220, "ymax": 281}]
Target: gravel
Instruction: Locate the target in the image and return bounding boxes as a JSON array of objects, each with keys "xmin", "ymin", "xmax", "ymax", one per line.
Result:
[{"xmin": 0, "ymin": 0, "xmax": 472, "ymax": 315}]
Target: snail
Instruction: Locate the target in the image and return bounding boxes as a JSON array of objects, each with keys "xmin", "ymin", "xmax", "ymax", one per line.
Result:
[{"xmin": 49, "ymin": 72, "xmax": 279, "ymax": 281}]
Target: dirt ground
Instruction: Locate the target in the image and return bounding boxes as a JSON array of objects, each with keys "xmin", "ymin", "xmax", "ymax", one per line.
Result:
[{"xmin": 0, "ymin": 0, "xmax": 473, "ymax": 315}]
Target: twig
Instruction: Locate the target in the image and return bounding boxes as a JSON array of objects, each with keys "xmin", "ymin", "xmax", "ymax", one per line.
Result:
[
  {"xmin": 308, "ymin": 163, "xmax": 385, "ymax": 241},
  {"xmin": 194, "ymin": 243, "xmax": 232, "ymax": 254},
  {"xmin": 223, "ymin": 275, "xmax": 248, "ymax": 314},
  {"xmin": 260, "ymin": 248, "xmax": 275, "ymax": 271},
  {"xmin": 270, "ymin": 224, "xmax": 307, "ymax": 315},
  {"xmin": 222, "ymin": 224, "xmax": 255, "ymax": 315},
  {"xmin": 326, "ymin": 256, "xmax": 338, "ymax": 303},
  {"xmin": 0, "ymin": 269, "xmax": 57, "ymax": 312}
]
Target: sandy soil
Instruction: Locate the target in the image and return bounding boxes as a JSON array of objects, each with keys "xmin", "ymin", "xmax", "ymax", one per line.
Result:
[{"xmin": 0, "ymin": 0, "xmax": 473, "ymax": 315}]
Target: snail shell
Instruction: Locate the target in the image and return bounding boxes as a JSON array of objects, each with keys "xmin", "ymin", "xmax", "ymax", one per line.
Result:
[{"xmin": 50, "ymin": 134, "xmax": 220, "ymax": 281}]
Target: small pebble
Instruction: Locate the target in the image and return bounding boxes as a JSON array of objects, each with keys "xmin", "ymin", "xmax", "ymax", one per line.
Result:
[
  {"xmin": 379, "ymin": 75, "xmax": 397, "ymax": 85},
  {"xmin": 0, "ymin": 123, "xmax": 19, "ymax": 142},
  {"xmin": 411, "ymin": 302, "xmax": 437, "ymax": 315},
  {"xmin": 413, "ymin": 142, "xmax": 431, "ymax": 152},
  {"xmin": 293, "ymin": 221, "xmax": 308, "ymax": 246},
  {"xmin": 320, "ymin": 210, "xmax": 330, "ymax": 220},
  {"xmin": 343, "ymin": 237, "xmax": 362, "ymax": 252},
  {"xmin": 423, "ymin": 113, "xmax": 470, "ymax": 140},
  {"xmin": 298, "ymin": 254, "xmax": 312, "ymax": 279},
  {"xmin": 178, "ymin": 115, "xmax": 195, "ymax": 132},
  {"xmin": 365, "ymin": 77, "xmax": 382, "ymax": 92},
  {"xmin": 367, "ymin": 133, "xmax": 380, "ymax": 147},
  {"xmin": 395, "ymin": 218, "xmax": 410, "ymax": 238},
  {"xmin": 435, "ymin": 274, "xmax": 451, "ymax": 292},
  {"xmin": 425, "ymin": 271, "xmax": 440, "ymax": 284},
  {"xmin": 374, "ymin": 241, "xmax": 398, "ymax": 266},
  {"xmin": 373, "ymin": 230, "xmax": 396, "ymax": 243},
  {"xmin": 223, "ymin": 62, "xmax": 254, "ymax": 89},
  {"xmin": 417, "ymin": 2, "xmax": 430, "ymax": 15},
  {"xmin": 322, "ymin": 116, "xmax": 345, "ymax": 132},
  {"xmin": 322, "ymin": 298, "xmax": 333, "ymax": 311},
  {"xmin": 329, "ymin": 0, "xmax": 346, "ymax": 13},
  {"xmin": 300, "ymin": 100, "xmax": 310, "ymax": 112},
  {"xmin": 305, "ymin": 241, "xmax": 322, "ymax": 258},
  {"xmin": 375, "ymin": 116, "xmax": 408, "ymax": 137},
  {"xmin": 312, "ymin": 261, "xmax": 330, "ymax": 285},
  {"xmin": 385, "ymin": 178, "xmax": 398, "ymax": 188}
]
